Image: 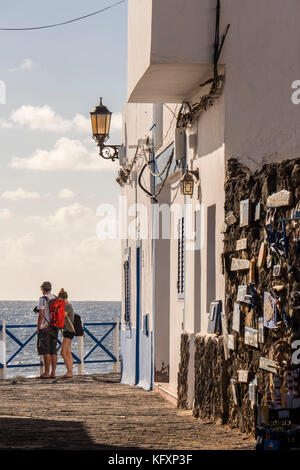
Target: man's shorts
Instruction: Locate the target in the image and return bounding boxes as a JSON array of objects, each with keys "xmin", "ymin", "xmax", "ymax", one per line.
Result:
[{"xmin": 37, "ymin": 328, "xmax": 58, "ymax": 356}]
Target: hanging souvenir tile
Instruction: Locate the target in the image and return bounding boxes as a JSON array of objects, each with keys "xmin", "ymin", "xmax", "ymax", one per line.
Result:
[
  {"xmin": 267, "ymin": 190, "xmax": 292, "ymax": 208},
  {"xmin": 225, "ymin": 211, "xmax": 237, "ymax": 226},
  {"xmin": 259, "ymin": 357, "xmax": 277, "ymax": 374},
  {"xmin": 257, "ymin": 242, "xmax": 267, "ymax": 268},
  {"xmin": 245, "ymin": 327, "xmax": 258, "ymax": 348},
  {"xmin": 255, "ymin": 202, "xmax": 261, "ymax": 221},
  {"xmin": 231, "ymin": 379, "xmax": 238, "ymax": 405},
  {"xmin": 232, "ymin": 303, "xmax": 241, "ymax": 332},
  {"xmin": 236, "ymin": 238, "xmax": 247, "ymax": 251},
  {"xmin": 240, "ymin": 199, "xmax": 250, "ymax": 227},
  {"xmin": 238, "ymin": 370, "xmax": 249, "ymax": 383},
  {"xmin": 263, "ymin": 292, "xmax": 278, "ymax": 328},
  {"xmin": 231, "ymin": 258, "xmax": 250, "ymax": 271},
  {"xmin": 207, "ymin": 301, "xmax": 222, "ymax": 334},
  {"xmin": 228, "ymin": 334, "xmax": 235, "ymax": 351},
  {"xmin": 237, "ymin": 285, "xmax": 248, "ymax": 302},
  {"xmin": 248, "ymin": 382, "xmax": 256, "ymax": 408},
  {"xmin": 258, "ymin": 317, "xmax": 264, "ymax": 343},
  {"xmin": 273, "ymin": 263, "xmax": 283, "ymax": 277}
]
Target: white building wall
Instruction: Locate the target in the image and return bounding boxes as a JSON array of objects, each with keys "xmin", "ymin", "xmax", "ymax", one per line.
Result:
[
  {"xmin": 128, "ymin": 0, "xmax": 300, "ymax": 170},
  {"xmin": 121, "ymin": 92, "xmax": 226, "ymax": 395},
  {"xmin": 169, "ymin": 175, "xmax": 185, "ymax": 394},
  {"xmin": 121, "ymin": 102, "xmax": 154, "ymax": 331},
  {"xmin": 222, "ymin": 0, "xmax": 300, "ymax": 169}
]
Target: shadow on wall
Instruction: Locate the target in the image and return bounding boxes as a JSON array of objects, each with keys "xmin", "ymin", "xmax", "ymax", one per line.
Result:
[
  {"xmin": 0, "ymin": 417, "xmax": 140, "ymax": 450},
  {"xmin": 192, "ymin": 90, "xmax": 225, "ymax": 160}
]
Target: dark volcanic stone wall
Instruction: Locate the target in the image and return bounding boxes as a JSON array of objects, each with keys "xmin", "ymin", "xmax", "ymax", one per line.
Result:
[
  {"xmin": 177, "ymin": 333, "xmax": 189, "ymax": 409},
  {"xmin": 224, "ymin": 157, "xmax": 300, "ymax": 434},
  {"xmin": 193, "ymin": 335, "xmax": 229, "ymax": 425},
  {"xmin": 178, "ymin": 157, "xmax": 300, "ymax": 436}
]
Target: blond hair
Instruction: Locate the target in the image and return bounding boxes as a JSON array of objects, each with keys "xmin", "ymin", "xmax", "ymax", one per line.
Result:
[{"xmin": 58, "ymin": 288, "xmax": 68, "ymax": 299}]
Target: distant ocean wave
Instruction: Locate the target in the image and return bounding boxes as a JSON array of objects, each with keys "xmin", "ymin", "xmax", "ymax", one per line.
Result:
[{"xmin": 0, "ymin": 300, "xmax": 121, "ymax": 378}]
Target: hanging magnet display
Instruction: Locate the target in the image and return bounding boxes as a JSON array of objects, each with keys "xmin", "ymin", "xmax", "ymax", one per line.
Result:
[
  {"xmin": 258, "ymin": 317, "xmax": 265, "ymax": 343},
  {"xmin": 228, "ymin": 334, "xmax": 235, "ymax": 351},
  {"xmin": 245, "ymin": 327, "xmax": 258, "ymax": 348},
  {"xmin": 236, "ymin": 238, "xmax": 247, "ymax": 251},
  {"xmin": 263, "ymin": 292, "xmax": 278, "ymax": 328},
  {"xmin": 267, "ymin": 190, "xmax": 292, "ymax": 208},
  {"xmin": 240, "ymin": 199, "xmax": 251, "ymax": 227},
  {"xmin": 232, "ymin": 303, "xmax": 241, "ymax": 333},
  {"xmin": 207, "ymin": 300, "xmax": 222, "ymax": 334},
  {"xmin": 237, "ymin": 285, "xmax": 248, "ymax": 302}
]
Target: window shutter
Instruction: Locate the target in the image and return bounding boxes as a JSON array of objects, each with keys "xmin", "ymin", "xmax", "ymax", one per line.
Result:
[
  {"xmin": 177, "ymin": 217, "xmax": 185, "ymax": 298},
  {"xmin": 124, "ymin": 249, "xmax": 131, "ymax": 324}
]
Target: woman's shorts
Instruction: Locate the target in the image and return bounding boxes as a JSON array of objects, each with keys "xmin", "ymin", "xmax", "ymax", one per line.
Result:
[{"xmin": 63, "ymin": 331, "xmax": 75, "ymax": 340}]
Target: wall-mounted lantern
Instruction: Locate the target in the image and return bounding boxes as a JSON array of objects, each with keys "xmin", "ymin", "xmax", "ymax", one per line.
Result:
[
  {"xmin": 180, "ymin": 167, "xmax": 199, "ymax": 196},
  {"xmin": 90, "ymin": 97, "xmax": 121, "ymax": 161}
]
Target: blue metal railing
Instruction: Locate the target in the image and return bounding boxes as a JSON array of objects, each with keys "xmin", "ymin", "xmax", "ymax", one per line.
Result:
[{"xmin": 0, "ymin": 321, "xmax": 120, "ymax": 375}]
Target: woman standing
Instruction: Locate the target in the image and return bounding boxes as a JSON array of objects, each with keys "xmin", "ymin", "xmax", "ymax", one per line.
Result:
[{"xmin": 58, "ymin": 288, "xmax": 76, "ymax": 378}]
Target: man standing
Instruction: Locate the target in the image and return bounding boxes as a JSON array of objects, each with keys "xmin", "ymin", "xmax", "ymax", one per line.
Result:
[{"xmin": 37, "ymin": 281, "xmax": 57, "ymax": 379}]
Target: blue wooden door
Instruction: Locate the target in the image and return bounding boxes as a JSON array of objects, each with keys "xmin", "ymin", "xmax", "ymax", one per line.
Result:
[{"xmin": 135, "ymin": 245, "xmax": 141, "ymax": 384}]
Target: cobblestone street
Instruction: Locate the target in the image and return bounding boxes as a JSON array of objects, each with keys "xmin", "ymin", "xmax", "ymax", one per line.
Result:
[{"xmin": 0, "ymin": 374, "xmax": 255, "ymax": 450}]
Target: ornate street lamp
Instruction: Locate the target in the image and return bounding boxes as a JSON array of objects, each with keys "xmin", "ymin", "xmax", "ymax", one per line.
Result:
[
  {"xmin": 90, "ymin": 97, "xmax": 120, "ymax": 161},
  {"xmin": 180, "ymin": 167, "xmax": 200, "ymax": 196}
]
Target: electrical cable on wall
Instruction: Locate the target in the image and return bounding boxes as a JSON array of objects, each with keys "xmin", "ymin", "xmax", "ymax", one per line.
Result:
[
  {"xmin": 0, "ymin": 0, "xmax": 125, "ymax": 31},
  {"xmin": 176, "ymin": 0, "xmax": 230, "ymax": 130},
  {"xmin": 118, "ymin": 0, "xmax": 230, "ymax": 201}
]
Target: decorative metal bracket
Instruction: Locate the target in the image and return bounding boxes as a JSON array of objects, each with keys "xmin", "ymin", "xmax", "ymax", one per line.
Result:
[
  {"xmin": 187, "ymin": 168, "xmax": 200, "ymax": 180},
  {"xmin": 93, "ymin": 136, "xmax": 120, "ymax": 161}
]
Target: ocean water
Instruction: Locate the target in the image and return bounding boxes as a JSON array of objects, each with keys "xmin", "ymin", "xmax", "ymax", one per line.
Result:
[{"xmin": 0, "ymin": 300, "xmax": 121, "ymax": 378}]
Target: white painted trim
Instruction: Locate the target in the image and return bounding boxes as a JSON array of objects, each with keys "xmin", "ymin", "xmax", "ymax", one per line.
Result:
[
  {"xmin": 0, "ymin": 320, "xmax": 6, "ymax": 380},
  {"xmin": 77, "ymin": 330, "xmax": 84, "ymax": 375}
]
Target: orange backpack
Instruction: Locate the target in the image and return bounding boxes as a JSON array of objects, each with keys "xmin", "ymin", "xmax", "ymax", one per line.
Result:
[{"xmin": 47, "ymin": 297, "xmax": 65, "ymax": 330}]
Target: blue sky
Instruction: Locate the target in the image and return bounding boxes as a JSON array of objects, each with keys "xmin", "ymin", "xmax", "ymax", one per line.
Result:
[{"xmin": 0, "ymin": 0, "xmax": 127, "ymax": 300}]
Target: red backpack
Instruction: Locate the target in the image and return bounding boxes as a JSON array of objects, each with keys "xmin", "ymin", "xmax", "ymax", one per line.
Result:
[{"xmin": 47, "ymin": 297, "xmax": 65, "ymax": 330}]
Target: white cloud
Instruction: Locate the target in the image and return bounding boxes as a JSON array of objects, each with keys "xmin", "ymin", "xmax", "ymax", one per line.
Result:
[
  {"xmin": 0, "ymin": 231, "xmax": 121, "ymax": 300},
  {"xmin": 57, "ymin": 188, "xmax": 76, "ymax": 199},
  {"xmin": 1, "ymin": 187, "xmax": 40, "ymax": 201},
  {"xmin": 0, "ymin": 105, "xmax": 122, "ymax": 136},
  {"xmin": 0, "ymin": 208, "xmax": 13, "ymax": 220},
  {"xmin": 9, "ymin": 59, "xmax": 34, "ymax": 73},
  {"xmin": 9, "ymin": 137, "xmax": 115, "ymax": 171},
  {"xmin": 10, "ymin": 105, "xmax": 72, "ymax": 132},
  {"xmin": 72, "ymin": 113, "xmax": 91, "ymax": 134},
  {"xmin": 27, "ymin": 203, "xmax": 96, "ymax": 232},
  {"xmin": 0, "ymin": 105, "xmax": 90, "ymax": 134}
]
